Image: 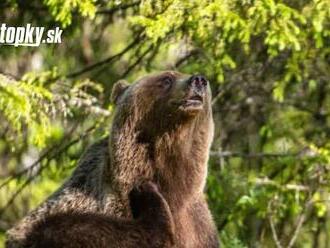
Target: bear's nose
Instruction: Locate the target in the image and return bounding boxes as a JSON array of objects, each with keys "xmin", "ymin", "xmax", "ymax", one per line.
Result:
[{"xmin": 188, "ymin": 75, "xmax": 208, "ymax": 90}]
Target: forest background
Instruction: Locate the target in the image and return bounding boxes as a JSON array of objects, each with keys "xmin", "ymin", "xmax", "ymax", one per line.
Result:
[{"xmin": 0, "ymin": 0, "xmax": 330, "ymax": 247}]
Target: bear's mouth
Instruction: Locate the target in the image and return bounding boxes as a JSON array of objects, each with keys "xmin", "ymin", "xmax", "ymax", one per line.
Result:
[{"xmin": 180, "ymin": 95, "xmax": 204, "ymax": 112}]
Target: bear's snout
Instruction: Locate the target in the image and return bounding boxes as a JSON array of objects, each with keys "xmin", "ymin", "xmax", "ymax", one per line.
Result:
[{"xmin": 188, "ymin": 74, "xmax": 208, "ymax": 93}]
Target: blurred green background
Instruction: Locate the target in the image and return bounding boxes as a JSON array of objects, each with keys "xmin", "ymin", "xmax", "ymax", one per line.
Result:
[{"xmin": 1, "ymin": 0, "xmax": 330, "ymax": 247}]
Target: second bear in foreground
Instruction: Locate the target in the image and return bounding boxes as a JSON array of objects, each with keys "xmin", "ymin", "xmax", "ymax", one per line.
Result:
[{"xmin": 22, "ymin": 182, "xmax": 174, "ymax": 248}]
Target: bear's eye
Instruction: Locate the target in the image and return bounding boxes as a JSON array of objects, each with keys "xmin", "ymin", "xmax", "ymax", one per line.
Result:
[{"xmin": 161, "ymin": 76, "xmax": 174, "ymax": 88}]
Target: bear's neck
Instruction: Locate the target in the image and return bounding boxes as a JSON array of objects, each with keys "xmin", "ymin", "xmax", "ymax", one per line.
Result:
[
  {"xmin": 109, "ymin": 112, "xmax": 213, "ymax": 209},
  {"xmin": 153, "ymin": 116, "xmax": 213, "ymax": 209}
]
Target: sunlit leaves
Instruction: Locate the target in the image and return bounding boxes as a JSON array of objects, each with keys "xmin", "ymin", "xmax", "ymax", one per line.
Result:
[
  {"xmin": 309, "ymin": 0, "xmax": 330, "ymax": 48},
  {"xmin": 313, "ymin": 192, "xmax": 327, "ymax": 217},
  {"xmin": 273, "ymin": 81, "xmax": 285, "ymax": 102},
  {"xmin": 43, "ymin": 0, "xmax": 96, "ymax": 27},
  {"xmin": 0, "ymin": 72, "xmax": 109, "ymax": 149},
  {"xmin": 0, "ymin": 74, "xmax": 54, "ymax": 148},
  {"xmin": 1, "ymin": 0, "xmax": 330, "ymax": 246},
  {"xmin": 249, "ymin": 0, "xmax": 306, "ymax": 56},
  {"xmin": 131, "ymin": 0, "xmax": 330, "ymax": 86}
]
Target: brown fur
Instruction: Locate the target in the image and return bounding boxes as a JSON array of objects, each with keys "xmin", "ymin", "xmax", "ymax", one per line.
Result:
[
  {"xmin": 6, "ymin": 71, "xmax": 219, "ymax": 248},
  {"xmin": 20, "ymin": 182, "xmax": 174, "ymax": 248},
  {"xmin": 108, "ymin": 71, "xmax": 218, "ymax": 247}
]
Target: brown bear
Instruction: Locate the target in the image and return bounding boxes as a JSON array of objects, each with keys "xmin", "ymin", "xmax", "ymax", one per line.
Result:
[
  {"xmin": 6, "ymin": 71, "xmax": 219, "ymax": 248},
  {"xmin": 20, "ymin": 182, "xmax": 174, "ymax": 248}
]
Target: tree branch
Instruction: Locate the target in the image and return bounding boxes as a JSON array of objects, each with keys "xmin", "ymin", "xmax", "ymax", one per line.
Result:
[
  {"xmin": 287, "ymin": 200, "xmax": 313, "ymax": 248},
  {"xmin": 120, "ymin": 43, "xmax": 155, "ymax": 78},
  {"xmin": 255, "ymin": 177, "xmax": 309, "ymax": 191},
  {"xmin": 174, "ymin": 49, "xmax": 199, "ymax": 68},
  {"xmin": 66, "ymin": 34, "xmax": 144, "ymax": 78},
  {"xmin": 269, "ymin": 216, "xmax": 284, "ymax": 248},
  {"xmin": 96, "ymin": 1, "xmax": 141, "ymax": 15},
  {"xmin": 209, "ymin": 151, "xmax": 299, "ymax": 159},
  {"xmin": 0, "ymin": 125, "xmax": 97, "ymax": 217}
]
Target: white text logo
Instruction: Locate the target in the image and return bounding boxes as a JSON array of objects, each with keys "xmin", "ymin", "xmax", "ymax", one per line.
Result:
[{"xmin": 0, "ymin": 24, "xmax": 63, "ymax": 47}]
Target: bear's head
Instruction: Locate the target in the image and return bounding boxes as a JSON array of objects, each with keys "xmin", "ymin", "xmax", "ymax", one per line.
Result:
[{"xmin": 109, "ymin": 71, "xmax": 214, "ymax": 208}]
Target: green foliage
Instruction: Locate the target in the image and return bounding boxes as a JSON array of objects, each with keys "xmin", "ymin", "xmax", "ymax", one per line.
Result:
[
  {"xmin": 0, "ymin": 73, "xmax": 55, "ymax": 148},
  {"xmin": 220, "ymin": 231, "xmax": 247, "ymax": 248},
  {"xmin": 44, "ymin": 0, "xmax": 97, "ymax": 27},
  {"xmin": 1, "ymin": 0, "xmax": 330, "ymax": 247},
  {"xmin": 131, "ymin": 0, "xmax": 330, "ymax": 86},
  {"xmin": 0, "ymin": 71, "xmax": 107, "ymax": 148}
]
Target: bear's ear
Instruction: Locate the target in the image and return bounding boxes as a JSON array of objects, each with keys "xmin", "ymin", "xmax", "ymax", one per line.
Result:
[{"xmin": 111, "ymin": 80, "xmax": 129, "ymax": 104}]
